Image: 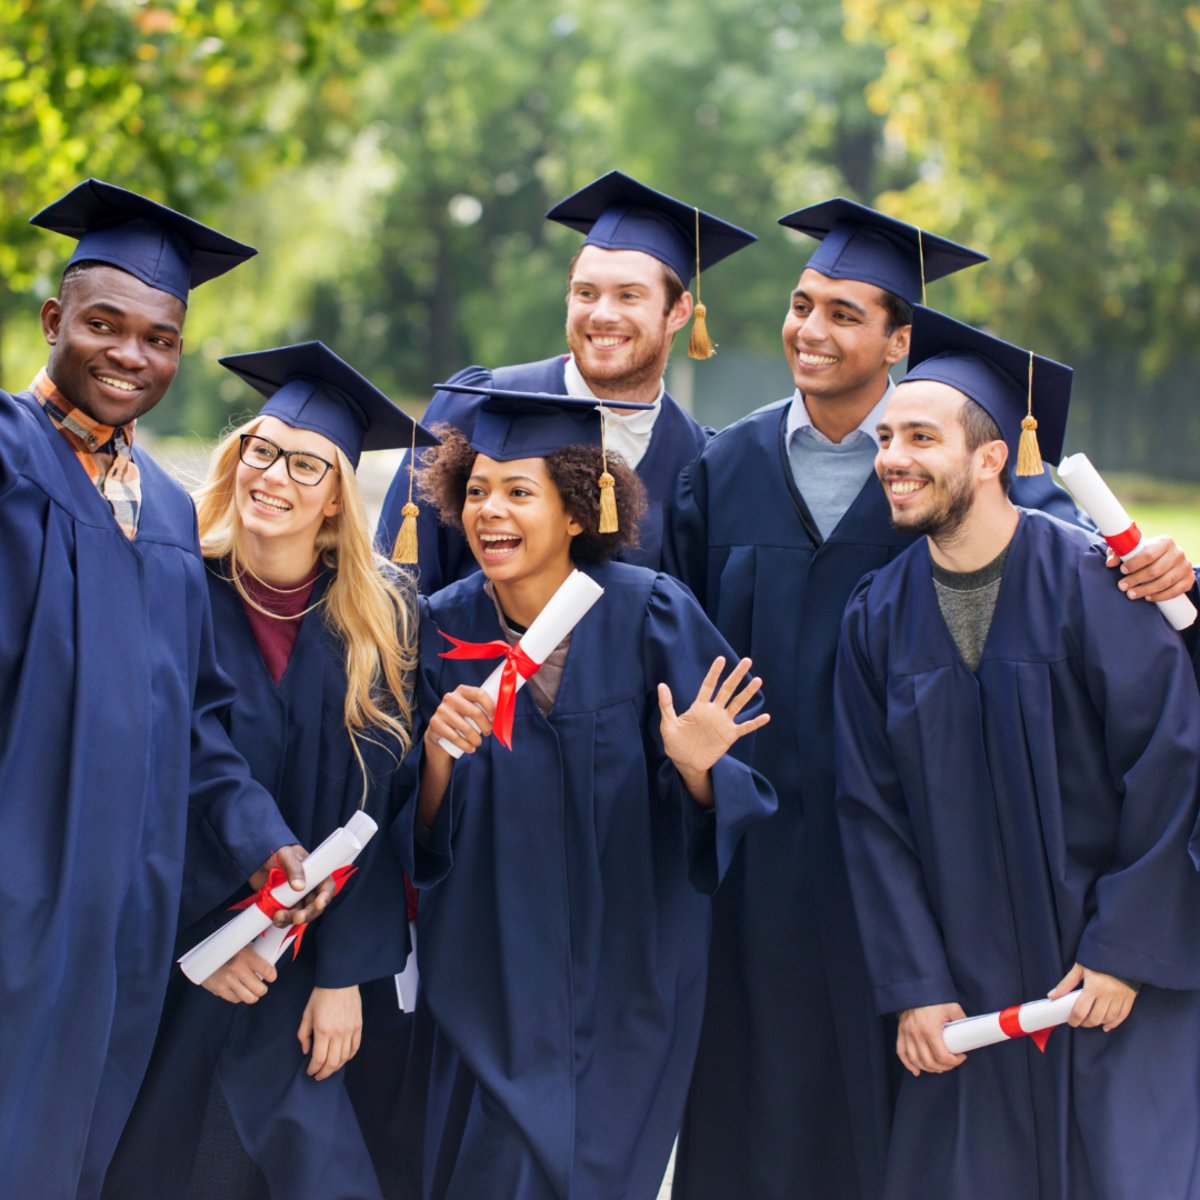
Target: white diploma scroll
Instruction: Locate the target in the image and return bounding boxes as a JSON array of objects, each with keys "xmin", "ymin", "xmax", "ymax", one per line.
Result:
[
  {"xmin": 942, "ymin": 989, "xmax": 1082, "ymax": 1054},
  {"xmin": 179, "ymin": 811, "xmax": 378, "ymax": 985},
  {"xmin": 1057, "ymin": 453, "xmax": 1197, "ymax": 630},
  {"xmin": 437, "ymin": 569, "xmax": 605, "ymax": 759}
]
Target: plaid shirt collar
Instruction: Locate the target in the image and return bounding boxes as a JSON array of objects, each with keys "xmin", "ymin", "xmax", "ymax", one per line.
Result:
[
  {"xmin": 29, "ymin": 368, "xmax": 136, "ymax": 453},
  {"xmin": 30, "ymin": 367, "xmax": 142, "ymax": 540}
]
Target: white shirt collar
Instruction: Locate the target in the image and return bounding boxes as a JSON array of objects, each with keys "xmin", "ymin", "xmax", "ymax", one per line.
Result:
[
  {"xmin": 563, "ymin": 354, "xmax": 663, "ymax": 469},
  {"xmin": 563, "ymin": 354, "xmax": 665, "ymax": 418},
  {"xmin": 786, "ymin": 377, "xmax": 894, "ymax": 448}
]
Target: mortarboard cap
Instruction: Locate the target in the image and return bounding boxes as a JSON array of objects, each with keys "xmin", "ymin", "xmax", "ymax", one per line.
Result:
[
  {"xmin": 436, "ymin": 382, "xmax": 653, "ymax": 533},
  {"xmin": 220, "ymin": 341, "xmax": 438, "ymax": 469},
  {"xmin": 436, "ymin": 382, "xmax": 650, "ymax": 462},
  {"xmin": 546, "ymin": 170, "xmax": 757, "ymax": 360},
  {"xmin": 777, "ymin": 197, "xmax": 987, "ymax": 306},
  {"xmin": 30, "ymin": 178, "xmax": 256, "ymax": 306},
  {"xmin": 902, "ymin": 306, "xmax": 1073, "ymax": 474}
]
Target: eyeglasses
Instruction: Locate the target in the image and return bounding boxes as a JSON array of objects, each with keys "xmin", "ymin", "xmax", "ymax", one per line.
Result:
[{"xmin": 238, "ymin": 434, "xmax": 336, "ymax": 487}]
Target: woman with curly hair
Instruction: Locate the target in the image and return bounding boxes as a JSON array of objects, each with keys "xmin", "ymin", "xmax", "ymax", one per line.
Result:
[
  {"xmin": 399, "ymin": 386, "xmax": 777, "ymax": 1200},
  {"xmin": 103, "ymin": 344, "xmax": 434, "ymax": 1200}
]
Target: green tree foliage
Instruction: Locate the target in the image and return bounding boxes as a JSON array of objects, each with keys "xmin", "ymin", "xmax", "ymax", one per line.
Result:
[
  {"xmin": 261, "ymin": 0, "xmax": 901, "ymax": 405},
  {"xmin": 843, "ymin": 0, "xmax": 1200, "ymax": 377},
  {"xmin": 0, "ymin": 0, "xmax": 474, "ymax": 378}
]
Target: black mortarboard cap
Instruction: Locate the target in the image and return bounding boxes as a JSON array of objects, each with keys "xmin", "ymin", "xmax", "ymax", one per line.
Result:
[
  {"xmin": 545, "ymin": 170, "xmax": 756, "ymax": 287},
  {"xmin": 220, "ymin": 342, "xmax": 438, "ymax": 469},
  {"xmin": 30, "ymin": 178, "xmax": 256, "ymax": 305},
  {"xmin": 903, "ymin": 306, "xmax": 1073, "ymax": 470},
  {"xmin": 778, "ymin": 197, "xmax": 987, "ymax": 305}
]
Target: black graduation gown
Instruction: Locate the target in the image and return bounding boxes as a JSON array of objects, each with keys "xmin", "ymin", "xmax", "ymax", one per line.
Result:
[
  {"xmin": 374, "ymin": 356, "xmax": 709, "ymax": 589},
  {"xmin": 102, "ymin": 567, "xmax": 410, "ymax": 1200},
  {"xmin": 664, "ymin": 398, "xmax": 1089, "ymax": 1200},
  {"xmin": 0, "ymin": 388, "xmax": 296, "ymax": 1200},
  {"xmin": 835, "ymin": 511, "xmax": 1200, "ymax": 1200},
  {"xmin": 397, "ymin": 560, "xmax": 777, "ymax": 1199}
]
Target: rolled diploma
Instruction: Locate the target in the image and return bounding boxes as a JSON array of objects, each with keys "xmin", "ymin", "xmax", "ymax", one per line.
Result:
[
  {"xmin": 1057, "ymin": 453, "xmax": 1197, "ymax": 630},
  {"xmin": 179, "ymin": 810, "xmax": 377, "ymax": 985},
  {"xmin": 437, "ymin": 569, "xmax": 604, "ymax": 759},
  {"xmin": 942, "ymin": 989, "xmax": 1082, "ymax": 1054}
]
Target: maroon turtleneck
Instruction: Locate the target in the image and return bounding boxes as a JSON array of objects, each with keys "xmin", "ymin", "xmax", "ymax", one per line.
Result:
[{"xmin": 238, "ymin": 564, "xmax": 322, "ymax": 684}]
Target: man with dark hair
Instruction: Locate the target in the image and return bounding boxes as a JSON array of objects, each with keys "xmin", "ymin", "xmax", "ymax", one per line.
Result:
[
  {"xmin": 375, "ymin": 170, "xmax": 756, "ymax": 586},
  {"xmin": 836, "ymin": 307, "xmax": 1200, "ymax": 1198},
  {"xmin": 0, "ymin": 179, "xmax": 326, "ymax": 1198},
  {"xmin": 667, "ymin": 200, "xmax": 1193, "ymax": 1200}
]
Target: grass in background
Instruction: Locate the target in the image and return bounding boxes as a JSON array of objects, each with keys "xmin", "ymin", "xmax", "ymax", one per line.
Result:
[{"xmin": 1098, "ymin": 474, "xmax": 1200, "ymax": 560}]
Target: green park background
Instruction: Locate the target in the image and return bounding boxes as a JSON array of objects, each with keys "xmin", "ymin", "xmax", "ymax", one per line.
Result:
[{"xmin": 4, "ymin": 0, "xmax": 1200, "ymax": 548}]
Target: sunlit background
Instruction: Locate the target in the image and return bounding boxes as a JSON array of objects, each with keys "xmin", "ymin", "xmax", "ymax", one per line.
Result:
[{"xmin": 5, "ymin": 0, "xmax": 1200, "ymax": 544}]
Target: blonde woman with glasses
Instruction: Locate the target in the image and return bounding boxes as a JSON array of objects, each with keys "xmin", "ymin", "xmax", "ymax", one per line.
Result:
[{"xmin": 103, "ymin": 343, "xmax": 435, "ymax": 1200}]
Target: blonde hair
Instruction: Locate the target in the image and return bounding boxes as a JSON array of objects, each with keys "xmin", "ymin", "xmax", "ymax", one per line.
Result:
[{"xmin": 194, "ymin": 416, "xmax": 418, "ymax": 786}]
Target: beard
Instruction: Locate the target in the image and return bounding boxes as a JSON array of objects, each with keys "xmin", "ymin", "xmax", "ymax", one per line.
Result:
[
  {"xmin": 564, "ymin": 320, "xmax": 671, "ymax": 400},
  {"xmin": 883, "ymin": 464, "xmax": 976, "ymax": 541}
]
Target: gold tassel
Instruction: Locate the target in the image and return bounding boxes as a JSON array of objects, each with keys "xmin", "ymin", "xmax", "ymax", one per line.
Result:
[
  {"xmin": 598, "ymin": 472, "xmax": 619, "ymax": 533},
  {"xmin": 1016, "ymin": 417, "xmax": 1044, "ymax": 477},
  {"xmin": 391, "ymin": 419, "xmax": 422, "ymax": 563},
  {"xmin": 688, "ymin": 301, "xmax": 715, "ymax": 360},
  {"xmin": 1015, "ymin": 351, "xmax": 1044, "ymax": 476},
  {"xmin": 687, "ymin": 207, "xmax": 716, "ymax": 360},
  {"xmin": 391, "ymin": 501, "xmax": 420, "ymax": 563}
]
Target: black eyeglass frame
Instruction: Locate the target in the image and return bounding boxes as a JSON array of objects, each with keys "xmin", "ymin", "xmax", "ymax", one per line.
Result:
[{"xmin": 238, "ymin": 433, "xmax": 337, "ymax": 487}]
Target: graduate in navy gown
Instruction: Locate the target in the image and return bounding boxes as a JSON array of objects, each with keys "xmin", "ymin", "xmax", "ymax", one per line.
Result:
[
  {"xmin": 665, "ymin": 201, "xmax": 1196, "ymax": 1200},
  {"xmin": 375, "ymin": 171, "xmax": 756, "ymax": 585},
  {"xmin": 396, "ymin": 385, "xmax": 777, "ymax": 1199},
  {"xmin": 102, "ymin": 344, "xmax": 434, "ymax": 1200},
  {"xmin": 0, "ymin": 181, "xmax": 332, "ymax": 1200},
  {"xmin": 835, "ymin": 308, "xmax": 1200, "ymax": 1200}
]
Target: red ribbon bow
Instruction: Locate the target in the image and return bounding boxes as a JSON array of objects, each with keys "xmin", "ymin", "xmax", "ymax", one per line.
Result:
[
  {"xmin": 438, "ymin": 631, "xmax": 542, "ymax": 749},
  {"xmin": 231, "ymin": 864, "xmax": 359, "ymax": 961},
  {"xmin": 998, "ymin": 1004, "xmax": 1052, "ymax": 1053}
]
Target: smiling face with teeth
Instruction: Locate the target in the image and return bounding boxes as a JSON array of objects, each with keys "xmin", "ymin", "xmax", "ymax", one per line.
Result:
[
  {"xmin": 462, "ymin": 453, "xmax": 583, "ymax": 616},
  {"xmin": 565, "ymin": 246, "xmax": 693, "ymax": 404},
  {"xmin": 40, "ymin": 264, "xmax": 185, "ymax": 428},
  {"xmin": 234, "ymin": 415, "xmax": 343, "ymax": 566},
  {"xmin": 875, "ymin": 379, "xmax": 1007, "ymax": 540},
  {"xmin": 782, "ymin": 268, "xmax": 910, "ymax": 436}
]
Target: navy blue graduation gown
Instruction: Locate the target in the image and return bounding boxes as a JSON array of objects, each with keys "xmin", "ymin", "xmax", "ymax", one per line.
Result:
[
  {"xmin": 835, "ymin": 511, "xmax": 1200, "ymax": 1200},
  {"xmin": 375, "ymin": 356, "xmax": 709, "ymax": 589},
  {"xmin": 0, "ymin": 388, "xmax": 296, "ymax": 1200},
  {"xmin": 663, "ymin": 398, "xmax": 1089, "ymax": 1200},
  {"xmin": 102, "ymin": 566, "xmax": 411, "ymax": 1200},
  {"xmin": 397, "ymin": 560, "xmax": 776, "ymax": 1199}
]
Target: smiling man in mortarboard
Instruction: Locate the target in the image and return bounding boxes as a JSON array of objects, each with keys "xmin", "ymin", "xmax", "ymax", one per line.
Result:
[
  {"xmin": 666, "ymin": 199, "xmax": 1193, "ymax": 1200},
  {"xmin": 375, "ymin": 170, "xmax": 757, "ymax": 588},
  {"xmin": 835, "ymin": 307, "xmax": 1200, "ymax": 1199},
  {"xmin": 0, "ymin": 180, "xmax": 330, "ymax": 1198}
]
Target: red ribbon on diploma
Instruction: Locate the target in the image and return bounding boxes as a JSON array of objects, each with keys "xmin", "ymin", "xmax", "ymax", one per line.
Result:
[
  {"xmin": 231, "ymin": 866, "xmax": 293, "ymax": 921},
  {"xmin": 1104, "ymin": 522, "xmax": 1141, "ymax": 558},
  {"xmin": 438, "ymin": 631, "xmax": 542, "ymax": 749},
  {"xmin": 231, "ymin": 864, "xmax": 359, "ymax": 961},
  {"xmin": 279, "ymin": 865, "xmax": 358, "ymax": 960},
  {"xmin": 998, "ymin": 1004, "xmax": 1053, "ymax": 1053}
]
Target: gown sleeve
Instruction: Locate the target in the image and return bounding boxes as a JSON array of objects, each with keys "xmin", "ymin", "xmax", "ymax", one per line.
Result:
[
  {"xmin": 186, "ymin": 538, "xmax": 297, "ymax": 879},
  {"xmin": 0, "ymin": 389, "xmax": 32, "ymax": 499},
  {"xmin": 641, "ymin": 572, "xmax": 776, "ymax": 894},
  {"xmin": 662, "ymin": 452, "xmax": 710, "ymax": 601},
  {"xmin": 1070, "ymin": 547, "xmax": 1200, "ymax": 989},
  {"xmin": 834, "ymin": 575, "xmax": 960, "ymax": 1015}
]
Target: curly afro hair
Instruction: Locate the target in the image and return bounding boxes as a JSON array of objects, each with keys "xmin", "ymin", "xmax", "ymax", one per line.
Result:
[{"xmin": 418, "ymin": 425, "xmax": 647, "ymax": 563}]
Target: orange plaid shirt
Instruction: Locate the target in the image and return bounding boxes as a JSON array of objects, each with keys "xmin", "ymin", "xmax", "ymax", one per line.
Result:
[{"xmin": 30, "ymin": 368, "xmax": 142, "ymax": 540}]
